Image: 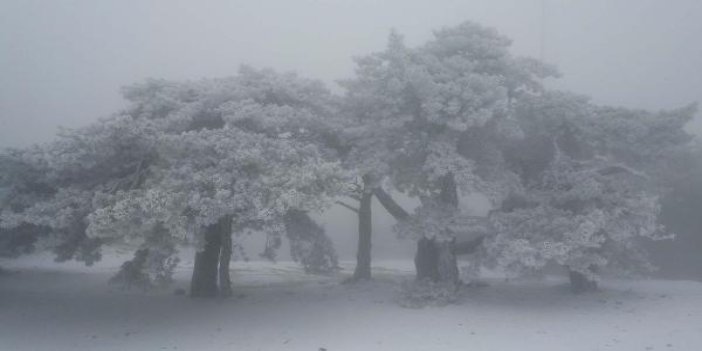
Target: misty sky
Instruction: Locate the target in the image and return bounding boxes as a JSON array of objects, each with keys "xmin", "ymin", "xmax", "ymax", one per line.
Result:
[{"xmin": 1, "ymin": 0, "xmax": 701, "ymax": 148}]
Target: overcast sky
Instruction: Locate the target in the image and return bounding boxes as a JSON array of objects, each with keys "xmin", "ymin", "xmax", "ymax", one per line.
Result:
[{"xmin": 1, "ymin": 0, "xmax": 701, "ymax": 148}]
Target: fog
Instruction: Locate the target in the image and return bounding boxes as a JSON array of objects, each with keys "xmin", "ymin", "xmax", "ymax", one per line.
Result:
[
  {"xmin": 2, "ymin": 2, "xmax": 702, "ymax": 350},
  {"xmin": 2, "ymin": 0, "xmax": 701, "ymax": 148},
  {"xmin": 5, "ymin": 0, "xmax": 700, "ymax": 263}
]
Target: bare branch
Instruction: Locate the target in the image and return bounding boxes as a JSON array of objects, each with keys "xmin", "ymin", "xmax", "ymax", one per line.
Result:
[
  {"xmin": 335, "ymin": 201, "xmax": 360, "ymax": 214},
  {"xmin": 372, "ymin": 187, "xmax": 409, "ymax": 221},
  {"xmin": 346, "ymin": 194, "xmax": 362, "ymax": 202},
  {"xmin": 129, "ymin": 159, "xmax": 144, "ymax": 190}
]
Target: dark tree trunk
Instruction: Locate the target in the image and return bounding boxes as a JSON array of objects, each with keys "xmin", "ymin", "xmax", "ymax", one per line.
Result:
[
  {"xmin": 439, "ymin": 173, "xmax": 459, "ymax": 207},
  {"xmin": 218, "ymin": 216, "xmax": 233, "ymax": 297},
  {"xmin": 415, "ymin": 237, "xmax": 439, "ymax": 280},
  {"xmin": 350, "ymin": 175, "xmax": 374, "ymax": 281},
  {"xmin": 190, "ymin": 223, "xmax": 222, "ymax": 298},
  {"xmin": 375, "ymin": 186, "xmax": 434, "ymax": 279},
  {"xmin": 415, "ymin": 238, "xmax": 460, "ymax": 283},
  {"xmin": 353, "ymin": 186, "xmax": 373, "ymax": 280},
  {"xmin": 568, "ymin": 268, "xmax": 598, "ymax": 293},
  {"xmin": 374, "ymin": 186, "xmax": 413, "ymax": 278},
  {"xmin": 375, "ymin": 184, "xmax": 459, "ymax": 282},
  {"xmin": 454, "ymin": 236, "xmax": 485, "ymax": 255},
  {"xmin": 429, "ymin": 173, "xmax": 460, "ymax": 283},
  {"xmin": 374, "ymin": 178, "xmax": 462, "ymax": 283},
  {"xmin": 190, "ymin": 216, "xmax": 233, "ymax": 298},
  {"xmin": 437, "ymin": 239, "xmax": 459, "ymax": 284}
]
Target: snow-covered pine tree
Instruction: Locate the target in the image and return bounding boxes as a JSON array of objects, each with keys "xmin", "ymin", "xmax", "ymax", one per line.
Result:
[
  {"xmin": 340, "ymin": 22, "xmax": 557, "ymax": 284},
  {"xmin": 1, "ymin": 67, "xmax": 346, "ymax": 297},
  {"xmin": 0, "ymin": 115, "xmax": 159, "ymax": 266},
  {"xmin": 489, "ymin": 91, "xmax": 696, "ymax": 292}
]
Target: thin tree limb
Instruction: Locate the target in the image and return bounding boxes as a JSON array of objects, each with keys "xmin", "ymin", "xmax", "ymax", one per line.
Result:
[
  {"xmin": 346, "ymin": 194, "xmax": 362, "ymax": 202},
  {"xmin": 336, "ymin": 200, "xmax": 360, "ymax": 214},
  {"xmin": 129, "ymin": 159, "xmax": 144, "ymax": 190},
  {"xmin": 372, "ymin": 187, "xmax": 409, "ymax": 221}
]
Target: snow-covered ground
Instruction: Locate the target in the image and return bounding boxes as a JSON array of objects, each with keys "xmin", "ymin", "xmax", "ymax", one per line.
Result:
[{"xmin": 1, "ymin": 253, "xmax": 701, "ymax": 351}]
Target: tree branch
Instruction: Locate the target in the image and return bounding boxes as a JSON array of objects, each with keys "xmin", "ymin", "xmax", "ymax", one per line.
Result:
[
  {"xmin": 335, "ymin": 201, "xmax": 360, "ymax": 214},
  {"xmin": 129, "ymin": 159, "xmax": 144, "ymax": 190},
  {"xmin": 372, "ymin": 187, "xmax": 409, "ymax": 221},
  {"xmin": 346, "ymin": 194, "xmax": 362, "ymax": 202}
]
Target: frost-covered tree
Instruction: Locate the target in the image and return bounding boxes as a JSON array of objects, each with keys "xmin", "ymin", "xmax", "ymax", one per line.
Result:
[
  {"xmin": 341, "ymin": 22, "xmax": 556, "ymax": 284},
  {"xmin": 88, "ymin": 127, "xmax": 342, "ymax": 296},
  {"xmin": 96, "ymin": 68, "xmax": 346, "ymax": 296},
  {"xmin": 487, "ymin": 91, "xmax": 696, "ymax": 292},
  {"xmin": 652, "ymin": 142, "xmax": 702, "ymax": 278},
  {"xmin": 1, "ymin": 67, "xmax": 345, "ymax": 297},
  {"xmin": 0, "ymin": 115, "xmax": 159, "ymax": 266}
]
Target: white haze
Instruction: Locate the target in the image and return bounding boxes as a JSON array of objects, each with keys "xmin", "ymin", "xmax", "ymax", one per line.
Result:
[
  {"xmin": 3, "ymin": 3, "xmax": 702, "ymax": 350},
  {"xmin": 1, "ymin": 0, "xmax": 701, "ymax": 148}
]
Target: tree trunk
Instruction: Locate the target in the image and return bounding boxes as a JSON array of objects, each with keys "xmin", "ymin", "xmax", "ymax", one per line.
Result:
[
  {"xmin": 218, "ymin": 216, "xmax": 233, "ymax": 297},
  {"xmin": 430, "ymin": 173, "xmax": 460, "ymax": 283},
  {"xmin": 374, "ymin": 184, "xmax": 459, "ymax": 282},
  {"xmin": 348, "ymin": 174, "xmax": 375, "ymax": 281},
  {"xmin": 190, "ymin": 216, "xmax": 234, "ymax": 298},
  {"xmin": 415, "ymin": 237, "xmax": 439, "ymax": 280},
  {"xmin": 375, "ymin": 185, "xmax": 435, "ymax": 280},
  {"xmin": 375, "ymin": 186, "xmax": 426, "ymax": 278},
  {"xmin": 454, "ymin": 236, "xmax": 485, "ymax": 255},
  {"xmin": 437, "ymin": 239, "xmax": 459, "ymax": 284},
  {"xmin": 568, "ymin": 267, "xmax": 598, "ymax": 293},
  {"xmin": 439, "ymin": 173, "xmax": 459, "ymax": 207},
  {"xmin": 415, "ymin": 237, "xmax": 460, "ymax": 283},
  {"xmin": 190, "ymin": 222, "xmax": 222, "ymax": 298},
  {"xmin": 353, "ymin": 184, "xmax": 373, "ymax": 280},
  {"xmin": 373, "ymin": 178, "xmax": 461, "ymax": 283}
]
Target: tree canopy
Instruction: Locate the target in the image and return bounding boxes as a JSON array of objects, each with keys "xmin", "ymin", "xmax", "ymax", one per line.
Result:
[{"xmin": 1, "ymin": 21, "xmax": 697, "ymax": 295}]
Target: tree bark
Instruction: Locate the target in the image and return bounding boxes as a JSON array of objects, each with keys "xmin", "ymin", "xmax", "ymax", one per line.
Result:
[
  {"xmin": 190, "ymin": 216, "xmax": 234, "ymax": 298},
  {"xmin": 374, "ymin": 184, "xmax": 458, "ymax": 282},
  {"xmin": 374, "ymin": 185, "xmax": 435, "ymax": 278},
  {"xmin": 414, "ymin": 237, "xmax": 439, "ymax": 280},
  {"xmin": 349, "ymin": 175, "xmax": 375, "ymax": 281},
  {"xmin": 437, "ymin": 239, "xmax": 459, "ymax": 284},
  {"xmin": 218, "ymin": 216, "xmax": 233, "ymax": 297},
  {"xmin": 352, "ymin": 186, "xmax": 373, "ymax": 280},
  {"xmin": 373, "ymin": 177, "xmax": 462, "ymax": 283},
  {"xmin": 454, "ymin": 236, "xmax": 485, "ymax": 255},
  {"xmin": 568, "ymin": 267, "xmax": 598, "ymax": 293},
  {"xmin": 190, "ymin": 222, "xmax": 222, "ymax": 298},
  {"xmin": 429, "ymin": 173, "xmax": 460, "ymax": 283},
  {"xmin": 439, "ymin": 173, "xmax": 459, "ymax": 207}
]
